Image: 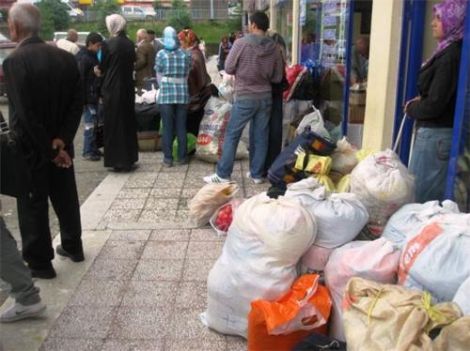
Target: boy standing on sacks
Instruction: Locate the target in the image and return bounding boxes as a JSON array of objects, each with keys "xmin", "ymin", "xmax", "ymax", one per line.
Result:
[{"xmin": 204, "ymin": 11, "xmax": 284, "ymax": 185}]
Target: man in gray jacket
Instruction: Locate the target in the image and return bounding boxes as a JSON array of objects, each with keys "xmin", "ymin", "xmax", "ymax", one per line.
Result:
[{"xmin": 204, "ymin": 11, "xmax": 284, "ymax": 184}]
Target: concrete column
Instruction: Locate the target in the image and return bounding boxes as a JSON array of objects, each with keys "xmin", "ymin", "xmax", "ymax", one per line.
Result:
[
  {"xmin": 292, "ymin": 0, "xmax": 300, "ymax": 64},
  {"xmin": 270, "ymin": 0, "xmax": 277, "ymax": 30},
  {"xmin": 362, "ymin": 0, "xmax": 404, "ymax": 150}
]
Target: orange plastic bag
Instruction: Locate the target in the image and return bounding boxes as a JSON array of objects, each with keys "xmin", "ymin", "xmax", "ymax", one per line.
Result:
[{"xmin": 248, "ymin": 274, "xmax": 332, "ymax": 351}]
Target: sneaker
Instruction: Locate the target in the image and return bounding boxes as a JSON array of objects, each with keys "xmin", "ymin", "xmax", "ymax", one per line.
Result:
[
  {"xmin": 246, "ymin": 172, "xmax": 264, "ymax": 184},
  {"xmin": 0, "ymin": 302, "xmax": 46, "ymax": 323},
  {"xmin": 56, "ymin": 245, "xmax": 85, "ymax": 262},
  {"xmin": 203, "ymin": 173, "xmax": 230, "ymax": 184},
  {"xmin": 83, "ymin": 154, "xmax": 100, "ymax": 161},
  {"xmin": 162, "ymin": 160, "xmax": 173, "ymax": 168}
]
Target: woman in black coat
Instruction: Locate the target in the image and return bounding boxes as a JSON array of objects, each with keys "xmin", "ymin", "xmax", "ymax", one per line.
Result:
[
  {"xmin": 405, "ymin": 0, "xmax": 466, "ymax": 202},
  {"xmin": 101, "ymin": 14, "xmax": 138, "ymax": 171}
]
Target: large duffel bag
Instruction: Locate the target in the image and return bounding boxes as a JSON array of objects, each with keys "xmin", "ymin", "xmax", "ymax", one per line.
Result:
[{"xmin": 267, "ymin": 128, "xmax": 336, "ymax": 189}]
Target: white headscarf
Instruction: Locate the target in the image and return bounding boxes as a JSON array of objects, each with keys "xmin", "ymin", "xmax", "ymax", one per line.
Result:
[{"xmin": 106, "ymin": 14, "xmax": 126, "ymax": 37}]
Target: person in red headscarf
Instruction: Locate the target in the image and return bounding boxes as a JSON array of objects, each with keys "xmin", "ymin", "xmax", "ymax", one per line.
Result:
[
  {"xmin": 178, "ymin": 29, "xmax": 212, "ymax": 136},
  {"xmin": 405, "ymin": 0, "xmax": 467, "ymax": 202}
]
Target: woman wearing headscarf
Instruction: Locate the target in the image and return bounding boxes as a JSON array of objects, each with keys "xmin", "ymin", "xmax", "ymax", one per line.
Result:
[
  {"xmin": 178, "ymin": 29, "xmax": 212, "ymax": 136},
  {"xmin": 405, "ymin": 0, "xmax": 467, "ymax": 202},
  {"xmin": 100, "ymin": 14, "xmax": 138, "ymax": 172},
  {"xmin": 156, "ymin": 27, "xmax": 191, "ymax": 167}
]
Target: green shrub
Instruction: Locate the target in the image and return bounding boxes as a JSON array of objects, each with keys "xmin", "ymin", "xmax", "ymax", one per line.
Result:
[
  {"xmin": 92, "ymin": 0, "xmax": 120, "ymax": 36},
  {"xmin": 167, "ymin": 0, "xmax": 192, "ymax": 31},
  {"xmin": 37, "ymin": 0, "xmax": 70, "ymax": 40}
]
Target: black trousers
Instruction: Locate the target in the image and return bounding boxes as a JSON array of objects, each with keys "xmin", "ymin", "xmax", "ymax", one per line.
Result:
[
  {"xmin": 16, "ymin": 162, "xmax": 82, "ymax": 269},
  {"xmin": 265, "ymin": 90, "xmax": 284, "ymax": 174}
]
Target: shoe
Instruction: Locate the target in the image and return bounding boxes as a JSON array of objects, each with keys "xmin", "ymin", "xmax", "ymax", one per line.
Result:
[
  {"xmin": 112, "ymin": 164, "xmax": 138, "ymax": 172},
  {"xmin": 246, "ymin": 172, "xmax": 264, "ymax": 184},
  {"xmin": 0, "ymin": 302, "xmax": 46, "ymax": 323},
  {"xmin": 203, "ymin": 173, "xmax": 230, "ymax": 184},
  {"xmin": 174, "ymin": 159, "xmax": 188, "ymax": 166},
  {"xmin": 162, "ymin": 161, "xmax": 173, "ymax": 168},
  {"xmin": 94, "ymin": 149, "xmax": 104, "ymax": 157},
  {"xmin": 56, "ymin": 245, "xmax": 85, "ymax": 262},
  {"xmin": 30, "ymin": 266, "xmax": 56, "ymax": 279},
  {"xmin": 83, "ymin": 154, "xmax": 100, "ymax": 161}
]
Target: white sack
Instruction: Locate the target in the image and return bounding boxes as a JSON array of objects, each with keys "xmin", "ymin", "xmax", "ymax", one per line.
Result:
[
  {"xmin": 324, "ymin": 238, "xmax": 401, "ymax": 341},
  {"xmin": 296, "ymin": 107, "xmax": 330, "ymax": 138},
  {"xmin": 202, "ymin": 193, "xmax": 316, "ymax": 337},
  {"xmin": 398, "ymin": 213, "xmax": 470, "ymax": 302},
  {"xmin": 285, "ymin": 178, "xmax": 369, "ymax": 248},
  {"xmin": 196, "ymin": 97, "xmax": 247, "ymax": 163},
  {"xmin": 382, "ymin": 200, "xmax": 460, "ymax": 248},
  {"xmin": 300, "ymin": 244, "xmax": 334, "ymax": 272},
  {"xmin": 453, "ymin": 276, "xmax": 470, "ymax": 316},
  {"xmin": 330, "ymin": 137, "xmax": 358, "ymax": 176},
  {"xmin": 350, "ymin": 149, "xmax": 415, "ymax": 237}
]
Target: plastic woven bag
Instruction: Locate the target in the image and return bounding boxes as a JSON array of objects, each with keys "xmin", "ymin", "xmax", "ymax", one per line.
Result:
[
  {"xmin": 188, "ymin": 183, "xmax": 238, "ymax": 227},
  {"xmin": 202, "ymin": 193, "xmax": 316, "ymax": 337},
  {"xmin": 248, "ymin": 274, "xmax": 332, "ymax": 351},
  {"xmin": 350, "ymin": 149, "xmax": 415, "ymax": 237},
  {"xmin": 343, "ymin": 277, "xmax": 462, "ymax": 351},
  {"xmin": 324, "ymin": 238, "xmax": 401, "ymax": 341},
  {"xmin": 398, "ymin": 214, "xmax": 470, "ymax": 302}
]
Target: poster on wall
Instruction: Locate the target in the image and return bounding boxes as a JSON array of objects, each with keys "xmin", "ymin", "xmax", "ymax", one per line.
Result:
[{"xmin": 320, "ymin": 0, "xmax": 348, "ymax": 69}]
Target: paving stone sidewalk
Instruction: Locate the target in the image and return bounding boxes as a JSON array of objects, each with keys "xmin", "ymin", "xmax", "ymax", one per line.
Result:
[{"xmin": 0, "ymin": 151, "xmax": 269, "ymax": 351}]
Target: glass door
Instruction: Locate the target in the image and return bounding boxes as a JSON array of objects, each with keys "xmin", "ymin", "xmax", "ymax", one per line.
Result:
[{"xmin": 445, "ymin": 3, "xmax": 470, "ymax": 212}]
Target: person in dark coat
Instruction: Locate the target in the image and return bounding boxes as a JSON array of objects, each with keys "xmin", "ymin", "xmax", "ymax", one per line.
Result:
[
  {"xmin": 100, "ymin": 14, "xmax": 138, "ymax": 172},
  {"xmin": 405, "ymin": 0, "xmax": 466, "ymax": 202},
  {"xmin": 4, "ymin": 3, "xmax": 84, "ymax": 279},
  {"xmin": 76, "ymin": 32, "xmax": 103, "ymax": 161},
  {"xmin": 135, "ymin": 28, "xmax": 156, "ymax": 91},
  {"xmin": 178, "ymin": 29, "xmax": 212, "ymax": 136},
  {"xmin": 264, "ymin": 31, "xmax": 288, "ymax": 174}
]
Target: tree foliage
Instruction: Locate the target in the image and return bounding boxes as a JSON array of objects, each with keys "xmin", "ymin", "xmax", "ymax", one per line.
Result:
[
  {"xmin": 37, "ymin": 0, "xmax": 70, "ymax": 40},
  {"xmin": 92, "ymin": 0, "xmax": 120, "ymax": 37},
  {"xmin": 167, "ymin": 0, "xmax": 192, "ymax": 31}
]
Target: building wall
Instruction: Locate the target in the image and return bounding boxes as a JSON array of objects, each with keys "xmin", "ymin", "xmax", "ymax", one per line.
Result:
[{"xmin": 362, "ymin": 0, "xmax": 404, "ymax": 150}]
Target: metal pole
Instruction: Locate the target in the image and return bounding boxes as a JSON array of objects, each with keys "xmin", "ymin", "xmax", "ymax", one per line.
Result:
[
  {"xmin": 210, "ymin": 0, "xmax": 214, "ymax": 20},
  {"xmin": 270, "ymin": 0, "xmax": 277, "ymax": 30},
  {"xmin": 292, "ymin": 0, "xmax": 300, "ymax": 64}
]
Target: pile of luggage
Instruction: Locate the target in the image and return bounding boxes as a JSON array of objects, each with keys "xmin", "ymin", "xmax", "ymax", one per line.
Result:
[{"xmin": 188, "ymin": 133, "xmax": 470, "ymax": 350}]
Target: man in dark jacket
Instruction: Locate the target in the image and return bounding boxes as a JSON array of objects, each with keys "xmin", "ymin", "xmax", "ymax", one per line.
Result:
[
  {"xmin": 135, "ymin": 28, "xmax": 156, "ymax": 91},
  {"xmin": 4, "ymin": 3, "xmax": 84, "ymax": 279},
  {"xmin": 76, "ymin": 32, "xmax": 103, "ymax": 161}
]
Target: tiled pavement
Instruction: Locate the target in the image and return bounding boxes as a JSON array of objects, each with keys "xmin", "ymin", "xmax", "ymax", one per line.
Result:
[{"xmin": 0, "ymin": 152, "xmax": 269, "ymax": 351}]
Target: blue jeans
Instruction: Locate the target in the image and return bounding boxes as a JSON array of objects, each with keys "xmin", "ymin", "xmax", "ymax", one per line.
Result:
[
  {"xmin": 409, "ymin": 127, "xmax": 453, "ymax": 202},
  {"xmin": 217, "ymin": 97, "xmax": 272, "ymax": 179},
  {"xmin": 160, "ymin": 104, "xmax": 188, "ymax": 163},
  {"xmin": 82, "ymin": 104, "xmax": 98, "ymax": 156}
]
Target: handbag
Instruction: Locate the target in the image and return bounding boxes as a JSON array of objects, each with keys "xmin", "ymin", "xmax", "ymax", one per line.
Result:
[{"xmin": 0, "ymin": 113, "xmax": 32, "ymax": 198}]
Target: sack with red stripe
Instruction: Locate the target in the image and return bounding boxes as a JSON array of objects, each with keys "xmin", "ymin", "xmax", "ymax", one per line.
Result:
[{"xmin": 398, "ymin": 213, "xmax": 470, "ymax": 302}]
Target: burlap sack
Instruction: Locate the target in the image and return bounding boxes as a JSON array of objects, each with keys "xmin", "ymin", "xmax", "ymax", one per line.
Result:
[
  {"xmin": 432, "ymin": 316, "xmax": 470, "ymax": 351},
  {"xmin": 343, "ymin": 277, "xmax": 462, "ymax": 351}
]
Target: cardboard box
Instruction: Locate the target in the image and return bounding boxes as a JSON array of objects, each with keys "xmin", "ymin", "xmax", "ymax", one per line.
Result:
[
  {"xmin": 348, "ymin": 104, "xmax": 365, "ymax": 124},
  {"xmin": 137, "ymin": 131, "xmax": 160, "ymax": 152},
  {"xmin": 349, "ymin": 89, "xmax": 366, "ymax": 106}
]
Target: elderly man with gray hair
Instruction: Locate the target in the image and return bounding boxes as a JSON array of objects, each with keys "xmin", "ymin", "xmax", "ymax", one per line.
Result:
[
  {"xmin": 4, "ymin": 2, "xmax": 84, "ymax": 280},
  {"xmin": 135, "ymin": 28, "xmax": 156, "ymax": 90},
  {"xmin": 56, "ymin": 28, "xmax": 80, "ymax": 55}
]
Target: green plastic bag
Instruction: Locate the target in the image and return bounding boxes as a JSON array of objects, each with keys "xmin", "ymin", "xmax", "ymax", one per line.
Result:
[
  {"xmin": 160, "ymin": 121, "xmax": 196, "ymax": 161},
  {"xmin": 173, "ymin": 133, "xmax": 196, "ymax": 161}
]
